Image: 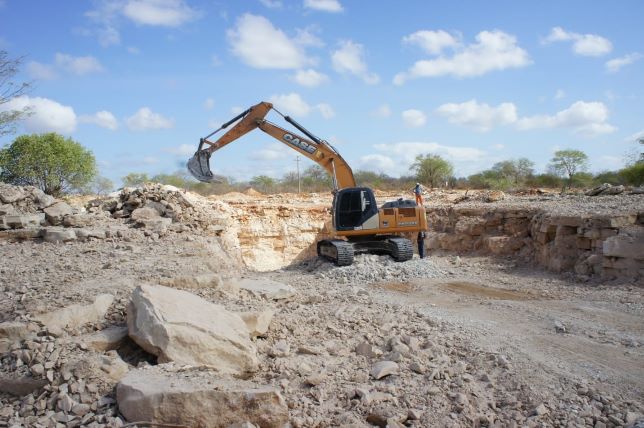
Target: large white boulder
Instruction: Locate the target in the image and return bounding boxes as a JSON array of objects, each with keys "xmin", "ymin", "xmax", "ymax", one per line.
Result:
[
  {"xmin": 117, "ymin": 365, "xmax": 288, "ymax": 428},
  {"xmin": 127, "ymin": 285, "xmax": 258, "ymax": 375}
]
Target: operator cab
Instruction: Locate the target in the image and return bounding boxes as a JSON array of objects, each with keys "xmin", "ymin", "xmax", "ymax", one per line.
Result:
[{"xmin": 333, "ymin": 187, "xmax": 378, "ymax": 231}]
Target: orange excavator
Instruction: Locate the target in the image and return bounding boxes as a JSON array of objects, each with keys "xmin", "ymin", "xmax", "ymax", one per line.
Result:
[{"xmin": 187, "ymin": 101, "xmax": 427, "ymax": 266}]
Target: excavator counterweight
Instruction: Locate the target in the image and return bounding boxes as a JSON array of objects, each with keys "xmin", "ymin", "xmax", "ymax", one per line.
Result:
[{"xmin": 186, "ymin": 101, "xmax": 428, "ymax": 266}]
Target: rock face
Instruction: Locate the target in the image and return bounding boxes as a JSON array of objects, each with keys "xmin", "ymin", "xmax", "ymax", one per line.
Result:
[
  {"xmin": 35, "ymin": 294, "xmax": 114, "ymax": 335},
  {"xmin": 117, "ymin": 366, "xmax": 288, "ymax": 428},
  {"xmin": 427, "ymin": 206, "xmax": 644, "ymax": 281},
  {"xmin": 127, "ymin": 284, "xmax": 258, "ymax": 374}
]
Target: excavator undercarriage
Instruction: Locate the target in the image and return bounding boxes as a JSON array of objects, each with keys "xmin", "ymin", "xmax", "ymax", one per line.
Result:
[{"xmin": 187, "ymin": 101, "xmax": 428, "ymax": 267}]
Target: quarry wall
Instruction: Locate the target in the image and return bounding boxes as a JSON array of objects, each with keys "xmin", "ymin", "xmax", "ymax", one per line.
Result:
[{"xmin": 426, "ymin": 207, "xmax": 643, "ymax": 282}]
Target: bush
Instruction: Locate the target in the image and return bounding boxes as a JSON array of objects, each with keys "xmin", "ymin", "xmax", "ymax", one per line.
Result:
[
  {"xmin": 0, "ymin": 133, "xmax": 96, "ymax": 196},
  {"xmin": 619, "ymin": 163, "xmax": 644, "ymax": 186}
]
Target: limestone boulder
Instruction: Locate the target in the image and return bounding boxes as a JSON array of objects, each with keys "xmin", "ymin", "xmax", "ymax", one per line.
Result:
[
  {"xmin": 0, "ymin": 376, "xmax": 48, "ymax": 397},
  {"xmin": 0, "ymin": 185, "xmax": 26, "ymax": 204},
  {"xmin": 80, "ymin": 326, "xmax": 128, "ymax": 351},
  {"xmin": 5, "ymin": 213, "xmax": 45, "ymax": 229},
  {"xmin": 35, "ymin": 294, "xmax": 114, "ymax": 336},
  {"xmin": 43, "ymin": 201, "xmax": 73, "ymax": 225},
  {"xmin": 117, "ymin": 366, "xmax": 288, "ymax": 428},
  {"xmin": 127, "ymin": 285, "xmax": 258, "ymax": 374},
  {"xmin": 585, "ymin": 183, "xmax": 611, "ymax": 196},
  {"xmin": 601, "ymin": 185, "xmax": 625, "ymax": 195},
  {"xmin": 42, "ymin": 227, "xmax": 77, "ymax": 243},
  {"xmin": 239, "ymin": 310, "xmax": 275, "ymax": 338},
  {"xmin": 235, "ymin": 278, "xmax": 295, "ymax": 300}
]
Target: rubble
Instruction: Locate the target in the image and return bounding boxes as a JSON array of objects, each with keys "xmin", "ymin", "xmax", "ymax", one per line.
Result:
[{"xmin": 0, "ymin": 183, "xmax": 642, "ymax": 426}]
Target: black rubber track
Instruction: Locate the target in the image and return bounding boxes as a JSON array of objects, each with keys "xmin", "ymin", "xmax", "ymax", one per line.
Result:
[{"xmin": 388, "ymin": 237, "xmax": 414, "ymax": 262}]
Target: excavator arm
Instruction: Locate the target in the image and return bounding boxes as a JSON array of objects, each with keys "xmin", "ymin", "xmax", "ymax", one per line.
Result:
[{"xmin": 187, "ymin": 101, "xmax": 356, "ymax": 189}]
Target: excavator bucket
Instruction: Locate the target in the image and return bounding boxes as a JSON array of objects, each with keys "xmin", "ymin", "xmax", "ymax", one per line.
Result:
[{"xmin": 187, "ymin": 149, "xmax": 218, "ymax": 182}]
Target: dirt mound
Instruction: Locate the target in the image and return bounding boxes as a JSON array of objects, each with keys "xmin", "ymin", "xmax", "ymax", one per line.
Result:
[{"xmin": 244, "ymin": 187, "xmax": 263, "ymax": 196}]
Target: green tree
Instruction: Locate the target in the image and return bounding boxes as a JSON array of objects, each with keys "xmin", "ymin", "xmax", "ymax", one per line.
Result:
[
  {"xmin": 302, "ymin": 165, "xmax": 332, "ymax": 190},
  {"xmin": 410, "ymin": 154, "xmax": 454, "ymax": 188},
  {"xmin": 122, "ymin": 172, "xmax": 150, "ymax": 187},
  {"xmin": 250, "ymin": 175, "xmax": 275, "ymax": 193},
  {"xmin": 92, "ymin": 176, "xmax": 114, "ymax": 195},
  {"xmin": 0, "ymin": 50, "xmax": 31, "ymax": 137},
  {"xmin": 0, "ymin": 133, "xmax": 96, "ymax": 196},
  {"xmin": 549, "ymin": 149, "xmax": 589, "ymax": 191}
]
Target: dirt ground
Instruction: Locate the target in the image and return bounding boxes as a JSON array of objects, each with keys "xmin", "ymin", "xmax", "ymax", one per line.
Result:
[{"xmin": 1, "ymin": 185, "xmax": 643, "ymax": 427}]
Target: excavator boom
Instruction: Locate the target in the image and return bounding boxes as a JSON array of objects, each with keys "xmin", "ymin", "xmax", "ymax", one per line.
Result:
[{"xmin": 187, "ymin": 102, "xmax": 356, "ymax": 189}]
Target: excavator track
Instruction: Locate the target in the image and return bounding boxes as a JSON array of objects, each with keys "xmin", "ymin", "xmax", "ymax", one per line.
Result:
[
  {"xmin": 317, "ymin": 239, "xmax": 354, "ymax": 266},
  {"xmin": 387, "ymin": 237, "xmax": 414, "ymax": 262}
]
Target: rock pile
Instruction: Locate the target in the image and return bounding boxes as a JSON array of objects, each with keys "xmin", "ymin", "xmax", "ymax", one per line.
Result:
[
  {"xmin": 585, "ymin": 183, "xmax": 628, "ymax": 196},
  {"xmin": 295, "ymin": 254, "xmax": 447, "ymax": 284},
  {"xmin": 88, "ymin": 183, "xmax": 228, "ymax": 236},
  {"xmin": 0, "ymin": 183, "xmax": 105, "ymax": 243}
]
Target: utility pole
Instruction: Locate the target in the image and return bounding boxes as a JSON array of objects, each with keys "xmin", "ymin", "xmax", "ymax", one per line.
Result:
[{"xmin": 295, "ymin": 156, "xmax": 301, "ymax": 194}]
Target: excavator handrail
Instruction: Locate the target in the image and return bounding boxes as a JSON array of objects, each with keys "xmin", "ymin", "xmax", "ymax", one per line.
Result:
[{"xmin": 187, "ymin": 101, "xmax": 356, "ymax": 190}]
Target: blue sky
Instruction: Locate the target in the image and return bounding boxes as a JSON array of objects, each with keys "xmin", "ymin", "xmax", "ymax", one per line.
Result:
[{"xmin": 1, "ymin": 0, "xmax": 643, "ymax": 184}]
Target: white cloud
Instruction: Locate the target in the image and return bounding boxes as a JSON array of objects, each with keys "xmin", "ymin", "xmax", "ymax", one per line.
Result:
[
  {"xmin": 163, "ymin": 144, "xmax": 196, "ymax": 156},
  {"xmin": 126, "ymin": 107, "xmax": 174, "ymax": 131},
  {"xmin": 304, "ymin": 0, "xmax": 343, "ymax": 13},
  {"xmin": 79, "ymin": 111, "xmax": 119, "ymax": 130},
  {"xmin": 394, "ymin": 30, "xmax": 530, "ymax": 84},
  {"xmin": 371, "ymin": 104, "xmax": 392, "ymax": 118},
  {"xmin": 292, "ymin": 69, "xmax": 329, "ymax": 87},
  {"xmin": 401, "ymin": 109, "xmax": 427, "ymax": 128},
  {"xmin": 435, "ymin": 100, "xmax": 518, "ymax": 132},
  {"xmin": 55, "ymin": 53, "xmax": 104, "ymax": 75},
  {"xmin": 122, "ymin": 0, "xmax": 198, "ymax": 26},
  {"xmin": 26, "ymin": 61, "xmax": 57, "ymax": 80},
  {"xmin": 624, "ymin": 129, "xmax": 644, "ymax": 143},
  {"xmin": 554, "ymin": 89, "xmax": 566, "ymax": 100},
  {"xmin": 543, "ymin": 27, "xmax": 612, "ymax": 56},
  {"xmin": 598, "ymin": 155, "xmax": 624, "ymax": 170},
  {"xmin": 98, "ymin": 25, "xmax": 121, "ymax": 47},
  {"xmin": 127, "ymin": 46, "xmax": 141, "ymax": 54},
  {"xmin": 227, "ymin": 14, "xmax": 311, "ymax": 69},
  {"xmin": 402, "ymin": 30, "xmax": 460, "ymax": 55},
  {"xmin": 1, "ymin": 96, "xmax": 77, "ymax": 134},
  {"xmin": 516, "ymin": 101, "xmax": 616, "ymax": 136},
  {"xmin": 492, "ymin": 143, "xmax": 505, "ymax": 150},
  {"xmin": 295, "ymin": 26, "xmax": 325, "ymax": 48},
  {"xmin": 316, "ymin": 103, "xmax": 335, "ymax": 119},
  {"xmin": 27, "ymin": 54, "xmax": 104, "ymax": 79},
  {"xmin": 605, "ymin": 53, "xmax": 642, "ymax": 73},
  {"xmin": 259, "ymin": 0, "xmax": 282, "ymax": 8},
  {"xmin": 269, "ymin": 93, "xmax": 312, "ymax": 116},
  {"xmin": 203, "ymin": 98, "xmax": 215, "ymax": 110},
  {"xmin": 331, "ymin": 40, "xmax": 379, "ymax": 84},
  {"xmin": 357, "ymin": 141, "xmax": 487, "ymax": 177}
]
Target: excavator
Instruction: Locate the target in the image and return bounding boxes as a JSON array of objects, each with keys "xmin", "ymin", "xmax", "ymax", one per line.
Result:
[{"xmin": 187, "ymin": 101, "xmax": 428, "ymax": 266}]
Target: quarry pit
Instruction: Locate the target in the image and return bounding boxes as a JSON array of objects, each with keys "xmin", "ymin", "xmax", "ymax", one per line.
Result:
[{"xmin": 0, "ymin": 183, "xmax": 642, "ymax": 427}]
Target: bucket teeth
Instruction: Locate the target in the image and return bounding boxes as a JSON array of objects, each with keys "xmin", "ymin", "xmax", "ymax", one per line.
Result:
[{"xmin": 187, "ymin": 150, "xmax": 218, "ymax": 183}]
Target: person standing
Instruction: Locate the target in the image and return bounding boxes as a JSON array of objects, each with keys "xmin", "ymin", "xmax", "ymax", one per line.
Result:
[
  {"xmin": 412, "ymin": 182, "xmax": 425, "ymax": 206},
  {"xmin": 417, "ymin": 231, "xmax": 426, "ymax": 259}
]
